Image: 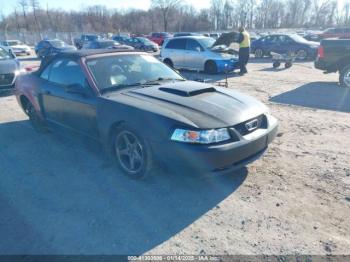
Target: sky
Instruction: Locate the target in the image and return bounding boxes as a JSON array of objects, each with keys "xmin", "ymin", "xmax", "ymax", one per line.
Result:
[{"xmin": 0, "ymin": 0, "xmax": 211, "ymax": 15}]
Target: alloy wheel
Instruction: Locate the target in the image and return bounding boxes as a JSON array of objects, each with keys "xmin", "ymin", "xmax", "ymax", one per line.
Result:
[{"xmin": 115, "ymin": 130, "xmax": 144, "ymax": 175}]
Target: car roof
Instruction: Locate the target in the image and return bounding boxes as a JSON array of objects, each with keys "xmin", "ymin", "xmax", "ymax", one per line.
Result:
[
  {"xmin": 38, "ymin": 49, "xmax": 142, "ymax": 72},
  {"xmin": 169, "ymin": 36, "xmax": 209, "ymax": 40}
]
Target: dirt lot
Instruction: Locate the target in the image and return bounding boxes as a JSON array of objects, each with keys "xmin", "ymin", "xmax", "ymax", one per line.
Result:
[{"xmin": 0, "ymin": 55, "xmax": 349, "ymax": 255}]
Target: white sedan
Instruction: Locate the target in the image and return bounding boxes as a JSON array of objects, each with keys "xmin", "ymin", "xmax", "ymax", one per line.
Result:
[{"xmin": 1, "ymin": 40, "xmax": 31, "ymax": 55}]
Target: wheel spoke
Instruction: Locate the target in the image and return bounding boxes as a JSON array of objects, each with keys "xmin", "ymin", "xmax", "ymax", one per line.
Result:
[
  {"xmin": 129, "ymin": 155, "xmax": 135, "ymax": 170},
  {"xmin": 123, "ymin": 134, "xmax": 131, "ymax": 147},
  {"xmin": 133, "ymin": 149, "xmax": 142, "ymax": 161},
  {"xmin": 118, "ymin": 148, "xmax": 129, "ymax": 156}
]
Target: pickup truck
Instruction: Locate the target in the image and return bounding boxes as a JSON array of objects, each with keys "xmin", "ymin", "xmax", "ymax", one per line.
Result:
[{"xmin": 315, "ymin": 39, "xmax": 350, "ymax": 88}]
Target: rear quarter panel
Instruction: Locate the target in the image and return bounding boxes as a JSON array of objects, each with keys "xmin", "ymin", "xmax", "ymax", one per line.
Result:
[{"xmin": 15, "ymin": 73, "xmax": 44, "ymax": 118}]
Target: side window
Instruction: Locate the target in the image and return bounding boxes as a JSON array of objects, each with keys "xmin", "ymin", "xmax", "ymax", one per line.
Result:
[
  {"xmin": 49, "ymin": 59, "xmax": 86, "ymax": 87},
  {"xmin": 40, "ymin": 64, "xmax": 51, "ymax": 80},
  {"xmin": 186, "ymin": 39, "xmax": 203, "ymax": 51},
  {"xmin": 165, "ymin": 39, "xmax": 186, "ymax": 49}
]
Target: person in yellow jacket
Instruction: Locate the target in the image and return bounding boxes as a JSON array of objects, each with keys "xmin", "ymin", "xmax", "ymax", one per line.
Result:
[{"xmin": 237, "ymin": 26, "xmax": 250, "ymax": 76}]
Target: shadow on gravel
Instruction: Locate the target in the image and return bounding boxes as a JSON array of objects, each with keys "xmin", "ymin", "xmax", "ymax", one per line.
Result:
[
  {"xmin": 270, "ymin": 81, "xmax": 350, "ymax": 113},
  {"xmin": 0, "ymin": 120, "xmax": 247, "ymax": 254},
  {"xmin": 0, "ymin": 90, "xmax": 14, "ymax": 97}
]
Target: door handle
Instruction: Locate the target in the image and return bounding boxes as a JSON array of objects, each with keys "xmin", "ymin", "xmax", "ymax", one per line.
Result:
[{"xmin": 43, "ymin": 90, "xmax": 51, "ymax": 95}]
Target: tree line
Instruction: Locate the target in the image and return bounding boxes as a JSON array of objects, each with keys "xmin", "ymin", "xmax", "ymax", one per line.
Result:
[{"xmin": 1, "ymin": 0, "xmax": 349, "ymax": 37}]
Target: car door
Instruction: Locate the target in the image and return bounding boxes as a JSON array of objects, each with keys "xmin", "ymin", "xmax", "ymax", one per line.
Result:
[
  {"xmin": 38, "ymin": 58, "xmax": 98, "ymax": 137},
  {"xmin": 164, "ymin": 38, "xmax": 187, "ymax": 68},
  {"xmin": 267, "ymin": 36, "xmax": 282, "ymax": 54},
  {"xmin": 184, "ymin": 39, "xmax": 205, "ymax": 70}
]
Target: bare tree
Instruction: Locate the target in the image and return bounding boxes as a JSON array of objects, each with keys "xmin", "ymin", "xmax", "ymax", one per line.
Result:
[
  {"xmin": 151, "ymin": 0, "xmax": 182, "ymax": 31},
  {"xmin": 18, "ymin": 0, "xmax": 29, "ymax": 31},
  {"xmin": 29, "ymin": 0, "xmax": 41, "ymax": 37}
]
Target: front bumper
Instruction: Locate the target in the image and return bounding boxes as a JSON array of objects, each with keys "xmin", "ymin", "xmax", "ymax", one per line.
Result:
[
  {"xmin": 214, "ymin": 59, "xmax": 238, "ymax": 73},
  {"xmin": 152, "ymin": 115, "xmax": 278, "ymax": 174}
]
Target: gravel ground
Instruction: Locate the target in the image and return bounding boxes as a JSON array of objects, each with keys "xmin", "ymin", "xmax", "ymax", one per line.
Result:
[{"xmin": 0, "ymin": 55, "xmax": 349, "ymax": 255}]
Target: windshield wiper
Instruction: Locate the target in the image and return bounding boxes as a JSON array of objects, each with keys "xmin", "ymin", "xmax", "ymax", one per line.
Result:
[
  {"xmin": 101, "ymin": 83, "xmax": 143, "ymax": 94},
  {"xmin": 101, "ymin": 78, "xmax": 185, "ymax": 94},
  {"xmin": 143, "ymin": 77, "xmax": 185, "ymax": 85}
]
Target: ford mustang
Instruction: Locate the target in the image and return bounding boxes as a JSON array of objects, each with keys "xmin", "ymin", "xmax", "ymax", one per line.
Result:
[{"xmin": 15, "ymin": 50, "xmax": 278, "ymax": 179}]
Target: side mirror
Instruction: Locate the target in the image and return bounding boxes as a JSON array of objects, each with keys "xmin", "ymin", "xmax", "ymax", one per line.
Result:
[
  {"xmin": 196, "ymin": 47, "xmax": 202, "ymax": 52},
  {"xmin": 65, "ymin": 84, "xmax": 89, "ymax": 97}
]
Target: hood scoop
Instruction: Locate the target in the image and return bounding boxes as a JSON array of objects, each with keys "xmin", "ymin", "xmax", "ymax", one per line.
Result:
[{"xmin": 159, "ymin": 86, "xmax": 216, "ymax": 97}]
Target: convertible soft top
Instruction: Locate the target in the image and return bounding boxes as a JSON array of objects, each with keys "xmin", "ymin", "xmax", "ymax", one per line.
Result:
[{"xmin": 38, "ymin": 49, "xmax": 142, "ymax": 73}]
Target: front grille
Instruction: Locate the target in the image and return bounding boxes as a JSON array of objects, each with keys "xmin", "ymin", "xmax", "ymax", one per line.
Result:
[
  {"xmin": 0, "ymin": 73, "xmax": 15, "ymax": 86},
  {"xmin": 233, "ymin": 114, "xmax": 267, "ymax": 136}
]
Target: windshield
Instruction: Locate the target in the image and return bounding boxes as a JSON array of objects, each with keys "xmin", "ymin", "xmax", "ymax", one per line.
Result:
[
  {"xmin": 86, "ymin": 54, "xmax": 184, "ymax": 92},
  {"xmin": 49, "ymin": 40, "xmax": 69, "ymax": 48},
  {"xmin": 0, "ymin": 48, "xmax": 13, "ymax": 60},
  {"xmin": 198, "ymin": 37, "xmax": 216, "ymax": 49},
  {"xmin": 137, "ymin": 38, "xmax": 153, "ymax": 45},
  {"xmin": 289, "ymin": 34, "xmax": 309, "ymax": 43},
  {"xmin": 8, "ymin": 41, "xmax": 22, "ymax": 46}
]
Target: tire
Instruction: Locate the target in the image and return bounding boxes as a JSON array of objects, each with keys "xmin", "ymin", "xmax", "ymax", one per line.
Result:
[
  {"xmin": 340, "ymin": 65, "xmax": 350, "ymax": 88},
  {"xmin": 205, "ymin": 60, "xmax": 218, "ymax": 74},
  {"xmin": 24, "ymin": 101, "xmax": 47, "ymax": 133},
  {"xmin": 285, "ymin": 62, "xmax": 293, "ymax": 68},
  {"xmin": 163, "ymin": 58, "xmax": 173, "ymax": 68},
  {"xmin": 114, "ymin": 124, "xmax": 153, "ymax": 179},
  {"xmin": 273, "ymin": 61, "xmax": 281, "ymax": 68},
  {"xmin": 254, "ymin": 48, "xmax": 264, "ymax": 58},
  {"xmin": 296, "ymin": 49, "xmax": 308, "ymax": 60}
]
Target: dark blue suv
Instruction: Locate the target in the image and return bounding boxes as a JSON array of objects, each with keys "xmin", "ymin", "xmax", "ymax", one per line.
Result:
[
  {"xmin": 251, "ymin": 34, "xmax": 319, "ymax": 60},
  {"xmin": 35, "ymin": 39, "xmax": 76, "ymax": 59}
]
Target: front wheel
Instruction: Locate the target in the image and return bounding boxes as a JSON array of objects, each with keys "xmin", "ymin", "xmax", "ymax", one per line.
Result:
[
  {"xmin": 114, "ymin": 125, "xmax": 153, "ymax": 179},
  {"xmin": 254, "ymin": 48, "xmax": 264, "ymax": 58},
  {"xmin": 205, "ymin": 60, "xmax": 218, "ymax": 74},
  {"xmin": 340, "ymin": 65, "xmax": 350, "ymax": 88}
]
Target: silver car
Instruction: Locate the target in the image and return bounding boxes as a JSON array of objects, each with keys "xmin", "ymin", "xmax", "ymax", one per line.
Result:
[
  {"xmin": 0, "ymin": 47, "xmax": 22, "ymax": 91},
  {"xmin": 160, "ymin": 36, "xmax": 238, "ymax": 74}
]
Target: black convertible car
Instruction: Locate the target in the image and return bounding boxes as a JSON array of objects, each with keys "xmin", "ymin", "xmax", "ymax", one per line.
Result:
[{"xmin": 15, "ymin": 50, "xmax": 278, "ymax": 179}]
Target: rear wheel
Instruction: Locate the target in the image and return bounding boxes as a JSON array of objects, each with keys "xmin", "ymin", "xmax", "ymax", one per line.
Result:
[
  {"xmin": 114, "ymin": 125, "xmax": 153, "ymax": 179},
  {"xmin": 273, "ymin": 61, "xmax": 281, "ymax": 68},
  {"xmin": 24, "ymin": 101, "xmax": 47, "ymax": 132},
  {"xmin": 163, "ymin": 58, "xmax": 173, "ymax": 68},
  {"xmin": 296, "ymin": 49, "xmax": 308, "ymax": 60},
  {"xmin": 254, "ymin": 48, "xmax": 264, "ymax": 58},
  {"xmin": 205, "ymin": 60, "xmax": 218, "ymax": 74},
  {"xmin": 340, "ymin": 65, "xmax": 350, "ymax": 88}
]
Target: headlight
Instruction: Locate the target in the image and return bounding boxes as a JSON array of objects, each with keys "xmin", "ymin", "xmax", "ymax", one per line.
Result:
[
  {"xmin": 171, "ymin": 128, "xmax": 231, "ymax": 144},
  {"xmin": 14, "ymin": 68, "xmax": 27, "ymax": 76}
]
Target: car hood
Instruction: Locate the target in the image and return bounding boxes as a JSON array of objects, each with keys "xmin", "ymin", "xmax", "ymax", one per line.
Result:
[
  {"xmin": 212, "ymin": 31, "xmax": 240, "ymax": 47},
  {"xmin": 0, "ymin": 59, "xmax": 19, "ymax": 74},
  {"xmin": 105, "ymin": 81, "xmax": 268, "ymax": 128},
  {"xmin": 12, "ymin": 45, "xmax": 29, "ymax": 49}
]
